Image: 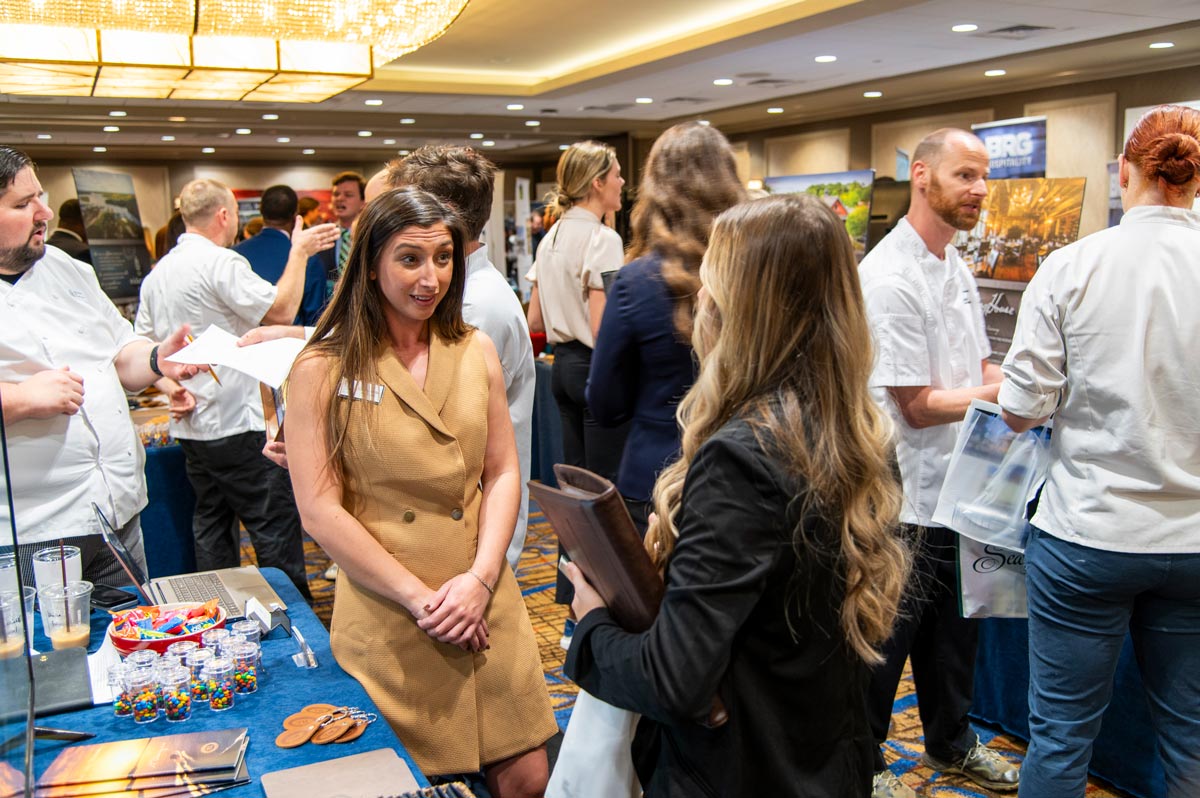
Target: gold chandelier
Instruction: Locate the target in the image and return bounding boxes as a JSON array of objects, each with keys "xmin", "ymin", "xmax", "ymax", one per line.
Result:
[{"xmin": 0, "ymin": 0, "xmax": 469, "ymax": 102}]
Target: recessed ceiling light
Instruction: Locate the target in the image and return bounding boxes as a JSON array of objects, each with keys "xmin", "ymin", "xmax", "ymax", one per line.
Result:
[
  {"xmin": 383, "ymin": 138, "xmax": 396, "ymax": 145},
  {"xmin": 984, "ymin": 69, "xmax": 1007, "ymax": 77},
  {"xmin": 262, "ymin": 113, "xmax": 279, "ymax": 120},
  {"xmin": 364, "ymin": 99, "xmax": 383, "ymax": 106},
  {"xmin": 302, "ymin": 148, "xmax": 316, "ymax": 155},
  {"xmin": 713, "ymin": 78, "xmax": 733, "ymax": 86},
  {"xmin": 103, "ymin": 125, "xmax": 119, "ymax": 132},
  {"xmin": 400, "ymin": 118, "xmax": 415, "ymax": 125},
  {"xmin": 202, "ymin": 147, "xmax": 215, "ymax": 153},
  {"xmin": 276, "ymin": 136, "xmax": 290, "ymax": 143},
  {"xmin": 635, "ymin": 97, "xmax": 653, "ymax": 104},
  {"xmin": 559, "ymin": 144, "xmax": 570, "ymax": 151},
  {"xmin": 482, "ymin": 140, "xmax": 495, "ymax": 147},
  {"xmin": 863, "ymin": 90, "xmax": 883, "ymax": 98},
  {"xmin": 469, "ymin": 133, "xmax": 484, "ymax": 139},
  {"xmin": 93, "ymin": 146, "xmax": 107, "ymax": 153},
  {"xmin": 398, "ymin": 149, "xmax": 411, "ymax": 156},
  {"xmin": 951, "ymin": 23, "xmax": 978, "ymax": 33},
  {"xmin": 108, "ymin": 110, "xmax": 126, "ymax": 117},
  {"xmin": 1149, "ymin": 41, "xmax": 1175, "ymax": 49},
  {"xmin": 814, "ymin": 55, "xmax": 837, "ymax": 63},
  {"xmin": 161, "ymin": 135, "xmax": 175, "ymax": 141},
  {"xmin": 767, "ymin": 107, "xmax": 784, "ymax": 114},
  {"xmin": 168, "ymin": 116, "xmax": 186, "ymax": 122},
  {"xmin": 36, "ymin": 133, "xmax": 52, "ymax": 140},
  {"xmin": 697, "ymin": 119, "xmax": 710, "ymax": 126},
  {"xmin": 525, "ymin": 120, "xmax": 541, "ymax": 126},
  {"xmin": 357, "ymin": 130, "xmax": 372, "ymax": 137},
  {"xmin": 236, "ymin": 128, "xmax": 251, "ymax": 134},
  {"xmin": 506, "ymin": 103, "xmax": 524, "ymax": 110}
]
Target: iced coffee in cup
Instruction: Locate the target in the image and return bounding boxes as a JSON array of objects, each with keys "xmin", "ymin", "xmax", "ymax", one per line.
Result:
[
  {"xmin": 39, "ymin": 581, "xmax": 93, "ymax": 650},
  {"xmin": 0, "ymin": 591, "xmax": 26, "ymax": 659}
]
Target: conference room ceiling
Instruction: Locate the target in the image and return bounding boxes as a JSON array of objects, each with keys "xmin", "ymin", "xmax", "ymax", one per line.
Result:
[{"xmin": 4, "ymin": 0, "xmax": 1199, "ymax": 164}]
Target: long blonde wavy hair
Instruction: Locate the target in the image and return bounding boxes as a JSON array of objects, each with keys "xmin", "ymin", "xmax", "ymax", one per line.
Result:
[{"xmin": 645, "ymin": 193, "xmax": 909, "ymax": 664}]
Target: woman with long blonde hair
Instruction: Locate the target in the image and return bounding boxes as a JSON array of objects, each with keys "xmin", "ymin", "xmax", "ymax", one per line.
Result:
[{"xmin": 563, "ymin": 193, "xmax": 910, "ymax": 796}]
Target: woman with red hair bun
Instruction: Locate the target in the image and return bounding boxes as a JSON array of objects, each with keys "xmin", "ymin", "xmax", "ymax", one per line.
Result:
[{"xmin": 999, "ymin": 104, "xmax": 1200, "ymax": 797}]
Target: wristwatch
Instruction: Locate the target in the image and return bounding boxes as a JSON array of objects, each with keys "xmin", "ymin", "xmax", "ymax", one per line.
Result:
[{"xmin": 149, "ymin": 345, "xmax": 163, "ymax": 377}]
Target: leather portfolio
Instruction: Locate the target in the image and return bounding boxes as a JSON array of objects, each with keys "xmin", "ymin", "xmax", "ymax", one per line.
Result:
[{"xmin": 528, "ymin": 465, "xmax": 663, "ymax": 632}]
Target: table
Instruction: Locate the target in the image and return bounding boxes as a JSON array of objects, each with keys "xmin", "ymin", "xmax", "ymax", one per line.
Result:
[
  {"xmin": 141, "ymin": 444, "xmax": 198, "ymax": 578},
  {"xmin": 972, "ymin": 618, "xmax": 1165, "ymax": 798},
  {"xmin": 29, "ymin": 567, "xmax": 429, "ymax": 794}
]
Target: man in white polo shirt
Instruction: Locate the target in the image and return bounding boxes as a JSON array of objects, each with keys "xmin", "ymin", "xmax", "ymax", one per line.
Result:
[
  {"xmin": 0, "ymin": 146, "xmax": 202, "ymax": 586},
  {"xmin": 859, "ymin": 128, "xmax": 1015, "ymax": 798},
  {"xmin": 136, "ymin": 178, "xmax": 336, "ymax": 600}
]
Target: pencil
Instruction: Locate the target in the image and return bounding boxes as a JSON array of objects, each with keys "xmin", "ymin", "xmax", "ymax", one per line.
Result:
[{"xmin": 185, "ymin": 334, "xmax": 222, "ymax": 386}]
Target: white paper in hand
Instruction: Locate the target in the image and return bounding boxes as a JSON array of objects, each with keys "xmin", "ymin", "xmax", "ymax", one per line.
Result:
[{"xmin": 165, "ymin": 325, "xmax": 305, "ymax": 388}]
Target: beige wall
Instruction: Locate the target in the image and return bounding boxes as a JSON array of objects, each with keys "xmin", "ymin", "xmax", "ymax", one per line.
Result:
[
  {"xmin": 37, "ymin": 164, "xmax": 173, "ymax": 237},
  {"xmin": 1025, "ymin": 94, "xmax": 1117, "ymax": 237},
  {"xmin": 764, "ymin": 128, "xmax": 850, "ymax": 177},
  {"xmin": 870, "ymin": 109, "xmax": 994, "ymax": 179},
  {"xmin": 730, "ymin": 140, "xmax": 752, "ymax": 185}
]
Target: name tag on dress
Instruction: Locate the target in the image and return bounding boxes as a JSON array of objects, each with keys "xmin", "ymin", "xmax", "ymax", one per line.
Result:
[{"xmin": 337, "ymin": 379, "xmax": 384, "ymax": 403}]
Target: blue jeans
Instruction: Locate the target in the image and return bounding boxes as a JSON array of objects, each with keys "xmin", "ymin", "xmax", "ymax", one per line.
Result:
[{"xmin": 1021, "ymin": 526, "xmax": 1200, "ymax": 798}]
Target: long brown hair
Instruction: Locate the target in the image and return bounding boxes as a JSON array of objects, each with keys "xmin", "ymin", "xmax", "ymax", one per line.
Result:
[
  {"xmin": 646, "ymin": 193, "xmax": 909, "ymax": 664},
  {"xmin": 300, "ymin": 187, "xmax": 471, "ymax": 485},
  {"xmin": 626, "ymin": 122, "xmax": 745, "ymax": 340}
]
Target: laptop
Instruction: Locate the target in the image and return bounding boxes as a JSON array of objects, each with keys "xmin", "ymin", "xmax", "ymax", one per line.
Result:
[{"xmin": 92, "ymin": 503, "xmax": 287, "ymax": 619}]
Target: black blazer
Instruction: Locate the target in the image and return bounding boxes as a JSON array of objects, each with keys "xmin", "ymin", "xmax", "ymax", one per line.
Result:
[
  {"xmin": 586, "ymin": 254, "xmax": 696, "ymax": 502},
  {"xmin": 566, "ymin": 415, "xmax": 874, "ymax": 798},
  {"xmin": 48, "ymin": 231, "xmax": 91, "ymax": 264}
]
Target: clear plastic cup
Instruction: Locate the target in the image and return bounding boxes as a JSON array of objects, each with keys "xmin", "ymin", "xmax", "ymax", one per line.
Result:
[
  {"xmin": 32, "ymin": 546, "xmax": 82, "ymax": 595},
  {"xmin": 0, "ymin": 554, "xmax": 18, "ymax": 595},
  {"xmin": 38, "ymin": 581, "xmax": 92, "ymax": 650},
  {"xmin": 0, "ymin": 591, "xmax": 25, "ymax": 659}
]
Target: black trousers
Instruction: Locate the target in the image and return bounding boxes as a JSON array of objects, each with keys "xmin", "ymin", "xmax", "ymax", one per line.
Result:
[
  {"xmin": 867, "ymin": 524, "xmax": 978, "ymax": 768},
  {"xmin": 178, "ymin": 431, "xmax": 312, "ymax": 601},
  {"xmin": 5, "ymin": 514, "xmax": 145, "ymax": 590},
  {"xmin": 551, "ymin": 341, "xmax": 629, "ymax": 604}
]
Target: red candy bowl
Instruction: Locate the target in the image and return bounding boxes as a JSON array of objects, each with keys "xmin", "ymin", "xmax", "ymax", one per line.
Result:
[{"xmin": 107, "ymin": 602, "xmax": 227, "ymax": 657}]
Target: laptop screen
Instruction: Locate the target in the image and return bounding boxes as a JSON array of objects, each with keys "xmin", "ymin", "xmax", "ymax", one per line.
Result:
[{"xmin": 91, "ymin": 503, "xmax": 156, "ymax": 606}]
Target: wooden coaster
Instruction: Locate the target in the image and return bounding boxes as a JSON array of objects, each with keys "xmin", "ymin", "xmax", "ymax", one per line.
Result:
[
  {"xmin": 302, "ymin": 703, "xmax": 339, "ymax": 715},
  {"xmin": 311, "ymin": 717, "xmax": 356, "ymax": 745}
]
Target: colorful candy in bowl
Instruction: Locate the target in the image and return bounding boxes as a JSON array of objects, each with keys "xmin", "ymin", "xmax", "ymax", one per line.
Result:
[{"xmin": 108, "ymin": 600, "xmax": 226, "ymax": 656}]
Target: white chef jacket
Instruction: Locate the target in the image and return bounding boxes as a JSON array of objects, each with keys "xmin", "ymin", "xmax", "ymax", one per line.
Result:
[
  {"xmin": 134, "ymin": 233, "xmax": 275, "ymax": 441},
  {"xmin": 0, "ymin": 246, "xmax": 148, "ymax": 543},
  {"xmin": 860, "ymin": 217, "xmax": 991, "ymax": 526},
  {"xmin": 999, "ymin": 204, "xmax": 1200, "ymax": 553}
]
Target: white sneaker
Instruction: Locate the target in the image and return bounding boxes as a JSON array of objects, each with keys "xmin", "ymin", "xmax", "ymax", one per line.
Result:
[
  {"xmin": 324, "ymin": 563, "xmax": 339, "ymax": 580},
  {"xmin": 872, "ymin": 770, "xmax": 915, "ymax": 798}
]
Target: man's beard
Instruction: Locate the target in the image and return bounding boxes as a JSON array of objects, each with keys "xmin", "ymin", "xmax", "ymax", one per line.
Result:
[
  {"xmin": 0, "ymin": 225, "xmax": 47, "ymax": 275},
  {"xmin": 928, "ymin": 174, "xmax": 981, "ymax": 231}
]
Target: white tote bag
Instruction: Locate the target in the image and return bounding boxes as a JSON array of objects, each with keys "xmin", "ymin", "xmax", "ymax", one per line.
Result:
[{"xmin": 546, "ymin": 689, "xmax": 641, "ymax": 798}]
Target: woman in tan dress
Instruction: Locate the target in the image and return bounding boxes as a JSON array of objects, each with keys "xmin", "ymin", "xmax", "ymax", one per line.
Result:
[{"xmin": 286, "ymin": 187, "xmax": 557, "ymax": 795}]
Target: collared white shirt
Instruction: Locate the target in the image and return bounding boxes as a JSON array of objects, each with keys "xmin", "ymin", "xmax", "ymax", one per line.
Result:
[
  {"xmin": 524, "ymin": 206, "xmax": 623, "ymax": 347},
  {"xmin": 860, "ymin": 217, "xmax": 991, "ymax": 526},
  {"xmin": 0, "ymin": 245, "xmax": 148, "ymax": 543},
  {"xmin": 464, "ymin": 245, "xmax": 535, "ymax": 566},
  {"xmin": 999, "ymin": 204, "xmax": 1200, "ymax": 553},
  {"xmin": 134, "ymin": 232, "xmax": 275, "ymax": 441}
]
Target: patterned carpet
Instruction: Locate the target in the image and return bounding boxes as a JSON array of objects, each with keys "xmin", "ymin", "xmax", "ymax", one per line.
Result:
[{"xmin": 251, "ymin": 508, "xmax": 1129, "ymax": 797}]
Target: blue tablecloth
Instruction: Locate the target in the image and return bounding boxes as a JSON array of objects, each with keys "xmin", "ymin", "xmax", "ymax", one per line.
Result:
[
  {"xmin": 530, "ymin": 358, "xmax": 562, "ymax": 488},
  {"xmin": 141, "ymin": 444, "xmax": 198, "ymax": 578},
  {"xmin": 29, "ymin": 567, "xmax": 429, "ymax": 793},
  {"xmin": 972, "ymin": 618, "xmax": 1165, "ymax": 798}
]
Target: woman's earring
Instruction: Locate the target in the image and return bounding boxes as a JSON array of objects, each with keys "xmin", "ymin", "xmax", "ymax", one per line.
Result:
[{"xmin": 368, "ymin": 271, "xmax": 376, "ymax": 280}]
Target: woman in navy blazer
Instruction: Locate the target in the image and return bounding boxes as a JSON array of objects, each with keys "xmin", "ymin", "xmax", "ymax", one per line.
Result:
[{"xmin": 586, "ymin": 122, "xmax": 745, "ymax": 532}]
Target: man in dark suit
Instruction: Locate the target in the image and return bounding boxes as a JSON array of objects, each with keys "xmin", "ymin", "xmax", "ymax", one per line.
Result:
[
  {"xmin": 310, "ymin": 171, "xmax": 365, "ymax": 299},
  {"xmin": 234, "ymin": 185, "xmax": 326, "ymax": 325},
  {"xmin": 47, "ymin": 198, "xmax": 90, "ymax": 263}
]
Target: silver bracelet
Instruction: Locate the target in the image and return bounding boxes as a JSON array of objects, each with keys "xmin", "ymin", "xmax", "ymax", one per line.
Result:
[{"xmin": 466, "ymin": 570, "xmax": 494, "ymax": 594}]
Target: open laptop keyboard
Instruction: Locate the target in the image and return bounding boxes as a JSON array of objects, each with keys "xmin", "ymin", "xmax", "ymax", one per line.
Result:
[{"xmin": 166, "ymin": 572, "xmax": 240, "ymax": 617}]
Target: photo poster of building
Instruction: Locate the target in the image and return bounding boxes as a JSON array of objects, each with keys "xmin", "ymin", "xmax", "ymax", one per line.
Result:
[
  {"xmin": 762, "ymin": 169, "xmax": 875, "ymax": 253},
  {"xmin": 953, "ymin": 176, "xmax": 1087, "ymax": 361},
  {"xmin": 71, "ymin": 168, "xmax": 152, "ymax": 302},
  {"xmin": 971, "ymin": 117, "xmax": 1047, "ymax": 179}
]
